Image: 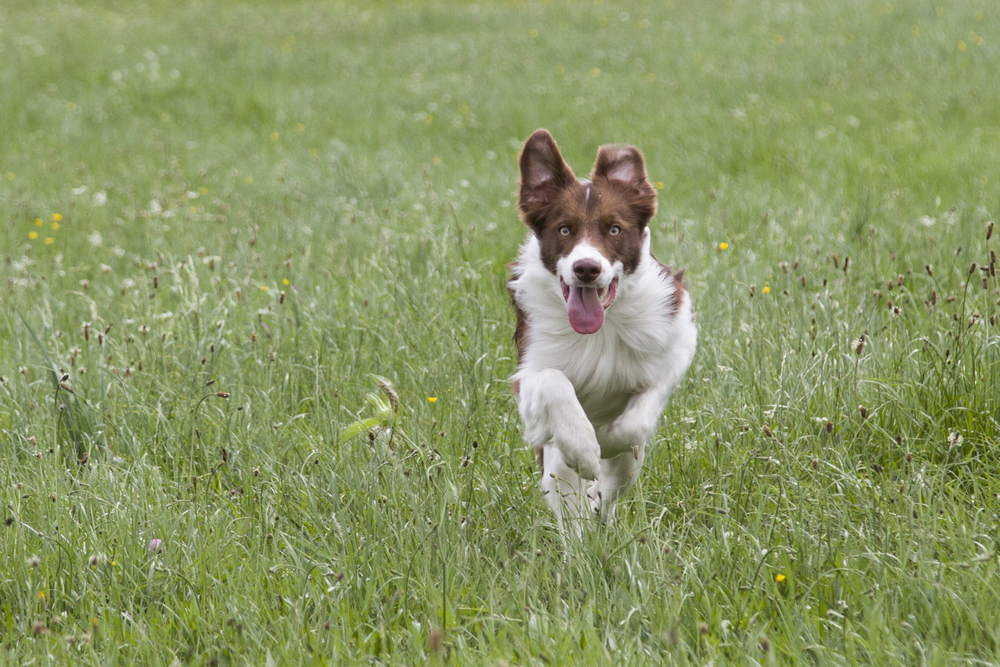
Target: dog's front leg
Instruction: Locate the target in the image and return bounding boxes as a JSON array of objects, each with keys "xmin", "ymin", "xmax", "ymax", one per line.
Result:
[
  {"xmin": 517, "ymin": 368, "xmax": 601, "ymax": 481},
  {"xmin": 591, "ymin": 381, "xmax": 678, "ymax": 521}
]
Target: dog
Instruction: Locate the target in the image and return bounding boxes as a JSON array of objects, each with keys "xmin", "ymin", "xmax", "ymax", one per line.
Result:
[{"xmin": 507, "ymin": 129, "xmax": 697, "ymax": 533}]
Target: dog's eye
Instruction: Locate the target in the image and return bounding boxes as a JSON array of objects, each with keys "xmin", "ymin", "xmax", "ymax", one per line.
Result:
[
  {"xmin": 559, "ymin": 226, "xmax": 570, "ymax": 236},
  {"xmin": 609, "ymin": 226, "xmax": 621, "ymax": 236}
]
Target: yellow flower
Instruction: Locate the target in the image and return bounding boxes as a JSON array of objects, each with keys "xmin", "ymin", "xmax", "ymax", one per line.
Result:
[
  {"xmin": 189, "ymin": 206, "xmax": 198, "ymax": 213},
  {"xmin": 245, "ymin": 176, "xmax": 254, "ymax": 185},
  {"xmin": 29, "ymin": 231, "xmax": 38, "ymax": 240},
  {"xmin": 283, "ymin": 279, "xmax": 289, "ymax": 286},
  {"xmin": 39, "ymin": 591, "xmax": 46, "ymax": 601},
  {"xmin": 51, "ymin": 222, "xmax": 60, "ymax": 231},
  {"xmin": 719, "ymin": 242, "xmax": 729, "ymax": 250},
  {"xmin": 199, "ymin": 187, "xmax": 208, "ymax": 195},
  {"xmin": 44, "ymin": 237, "xmax": 55, "ymax": 245},
  {"xmin": 35, "ymin": 218, "xmax": 43, "ymax": 227},
  {"xmin": 432, "ymin": 157, "xmax": 442, "ymax": 165},
  {"xmin": 762, "ymin": 286, "xmax": 771, "ymax": 294},
  {"xmin": 655, "ymin": 181, "xmax": 664, "ymax": 190},
  {"xmin": 427, "ymin": 397, "xmax": 437, "ymax": 403},
  {"xmin": 775, "ymin": 573, "xmax": 786, "ymax": 583},
  {"xmin": 260, "ymin": 285, "xmax": 268, "ymax": 292},
  {"xmin": 5, "ymin": 172, "xmax": 13, "ymax": 180},
  {"xmin": 52, "ymin": 213, "xmax": 62, "ymax": 222},
  {"xmin": 958, "ymin": 40, "xmax": 967, "ymax": 52}
]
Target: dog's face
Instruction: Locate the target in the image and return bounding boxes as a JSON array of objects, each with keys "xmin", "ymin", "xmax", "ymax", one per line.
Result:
[{"xmin": 517, "ymin": 129, "xmax": 657, "ymax": 334}]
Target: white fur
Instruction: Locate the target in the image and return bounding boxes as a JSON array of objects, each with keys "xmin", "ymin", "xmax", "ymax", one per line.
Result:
[{"xmin": 510, "ymin": 229, "xmax": 697, "ymax": 532}]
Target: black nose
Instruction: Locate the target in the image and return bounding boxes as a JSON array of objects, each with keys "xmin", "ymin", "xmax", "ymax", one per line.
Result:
[{"xmin": 573, "ymin": 259, "xmax": 602, "ymax": 283}]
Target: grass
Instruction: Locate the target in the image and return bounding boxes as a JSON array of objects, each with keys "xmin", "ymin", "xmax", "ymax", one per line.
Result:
[{"xmin": 1, "ymin": 0, "xmax": 998, "ymax": 664}]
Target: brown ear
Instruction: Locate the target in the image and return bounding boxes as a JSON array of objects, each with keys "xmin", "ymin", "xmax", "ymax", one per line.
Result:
[
  {"xmin": 518, "ymin": 130, "xmax": 575, "ymax": 230},
  {"xmin": 591, "ymin": 144, "xmax": 657, "ymax": 224}
]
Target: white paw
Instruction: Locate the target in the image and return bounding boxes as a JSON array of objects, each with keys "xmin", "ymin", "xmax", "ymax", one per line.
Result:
[{"xmin": 556, "ymin": 437, "xmax": 601, "ymax": 480}]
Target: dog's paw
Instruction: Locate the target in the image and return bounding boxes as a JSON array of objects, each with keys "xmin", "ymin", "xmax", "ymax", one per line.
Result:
[{"xmin": 556, "ymin": 429, "xmax": 601, "ymax": 480}]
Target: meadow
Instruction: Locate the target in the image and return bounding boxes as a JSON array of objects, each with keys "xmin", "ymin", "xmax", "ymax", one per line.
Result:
[{"xmin": 1, "ymin": 0, "xmax": 998, "ymax": 664}]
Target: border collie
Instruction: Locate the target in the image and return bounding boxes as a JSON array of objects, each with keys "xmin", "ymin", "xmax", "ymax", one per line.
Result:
[{"xmin": 508, "ymin": 129, "xmax": 697, "ymax": 533}]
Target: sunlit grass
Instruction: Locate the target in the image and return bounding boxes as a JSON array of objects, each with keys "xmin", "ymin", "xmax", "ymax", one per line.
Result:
[{"xmin": 1, "ymin": 0, "xmax": 998, "ymax": 664}]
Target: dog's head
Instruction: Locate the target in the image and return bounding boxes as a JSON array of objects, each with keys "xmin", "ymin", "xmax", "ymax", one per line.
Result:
[{"xmin": 517, "ymin": 129, "xmax": 657, "ymax": 334}]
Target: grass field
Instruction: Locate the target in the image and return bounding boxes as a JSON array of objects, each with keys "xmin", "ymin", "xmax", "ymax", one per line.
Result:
[{"xmin": 1, "ymin": 0, "xmax": 999, "ymax": 664}]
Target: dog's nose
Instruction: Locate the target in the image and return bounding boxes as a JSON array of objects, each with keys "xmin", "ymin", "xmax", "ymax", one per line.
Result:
[{"xmin": 573, "ymin": 259, "xmax": 602, "ymax": 283}]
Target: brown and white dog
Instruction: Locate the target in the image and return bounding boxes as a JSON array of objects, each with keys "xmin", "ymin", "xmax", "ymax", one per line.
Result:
[{"xmin": 508, "ymin": 129, "xmax": 697, "ymax": 533}]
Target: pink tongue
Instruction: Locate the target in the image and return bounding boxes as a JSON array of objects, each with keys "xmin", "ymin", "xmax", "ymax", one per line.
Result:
[{"xmin": 566, "ymin": 286, "xmax": 604, "ymax": 334}]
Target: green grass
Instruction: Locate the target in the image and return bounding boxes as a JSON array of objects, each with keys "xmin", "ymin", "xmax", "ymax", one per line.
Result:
[{"xmin": 1, "ymin": 0, "xmax": 999, "ymax": 664}]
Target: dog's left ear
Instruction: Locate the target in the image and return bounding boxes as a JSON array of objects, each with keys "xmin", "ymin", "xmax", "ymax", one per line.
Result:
[{"xmin": 591, "ymin": 145, "xmax": 657, "ymax": 224}]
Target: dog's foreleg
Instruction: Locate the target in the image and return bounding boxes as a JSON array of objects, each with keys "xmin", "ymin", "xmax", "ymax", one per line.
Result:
[
  {"xmin": 539, "ymin": 445, "xmax": 591, "ymax": 538},
  {"xmin": 591, "ymin": 371, "xmax": 687, "ymax": 521},
  {"xmin": 517, "ymin": 368, "xmax": 601, "ymax": 480},
  {"xmin": 588, "ymin": 444, "xmax": 646, "ymax": 522}
]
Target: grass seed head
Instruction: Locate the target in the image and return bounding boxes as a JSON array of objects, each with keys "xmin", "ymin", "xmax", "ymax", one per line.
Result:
[
  {"xmin": 854, "ymin": 334, "xmax": 865, "ymax": 355},
  {"xmin": 859, "ymin": 405, "xmax": 868, "ymax": 419},
  {"xmin": 988, "ymin": 221, "xmax": 994, "ymax": 240},
  {"xmin": 429, "ymin": 627, "xmax": 444, "ymax": 654},
  {"xmin": 925, "ymin": 264, "xmax": 933, "ymax": 277}
]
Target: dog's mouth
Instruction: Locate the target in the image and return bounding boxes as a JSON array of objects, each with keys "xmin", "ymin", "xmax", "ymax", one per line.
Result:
[{"xmin": 560, "ymin": 276, "xmax": 618, "ymax": 334}]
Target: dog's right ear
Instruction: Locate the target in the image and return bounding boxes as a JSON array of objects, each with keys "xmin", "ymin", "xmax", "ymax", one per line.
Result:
[{"xmin": 518, "ymin": 129, "xmax": 575, "ymax": 231}]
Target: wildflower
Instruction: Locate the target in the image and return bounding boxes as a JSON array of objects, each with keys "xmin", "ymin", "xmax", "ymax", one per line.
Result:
[
  {"xmin": 147, "ymin": 538, "xmax": 163, "ymax": 552},
  {"xmin": 719, "ymin": 242, "xmax": 728, "ymax": 250},
  {"xmin": 29, "ymin": 555, "xmax": 40, "ymax": 568},
  {"xmin": 655, "ymin": 181, "xmax": 664, "ymax": 190},
  {"xmin": 29, "ymin": 231, "xmax": 38, "ymax": 240},
  {"xmin": 51, "ymin": 222, "xmax": 60, "ymax": 231},
  {"xmin": 245, "ymin": 176, "xmax": 254, "ymax": 185},
  {"xmin": 428, "ymin": 397, "xmax": 437, "ymax": 403},
  {"xmin": 35, "ymin": 218, "xmax": 43, "ymax": 227},
  {"xmin": 762, "ymin": 286, "xmax": 770, "ymax": 294},
  {"xmin": 199, "ymin": 187, "xmax": 208, "ymax": 195},
  {"xmin": 45, "ymin": 237, "xmax": 55, "ymax": 244},
  {"xmin": 958, "ymin": 40, "xmax": 967, "ymax": 52},
  {"xmin": 260, "ymin": 285, "xmax": 268, "ymax": 292},
  {"xmin": 283, "ymin": 278, "xmax": 289, "ymax": 285},
  {"xmin": 52, "ymin": 213, "xmax": 62, "ymax": 222},
  {"xmin": 5, "ymin": 172, "xmax": 13, "ymax": 180},
  {"xmin": 38, "ymin": 591, "xmax": 45, "ymax": 601},
  {"xmin": 775, "ymin": 573, "xmax": 786, "ymax": 583}
]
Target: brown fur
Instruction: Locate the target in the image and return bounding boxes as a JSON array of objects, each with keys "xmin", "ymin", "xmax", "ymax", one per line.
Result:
[{"xmin": 517, "ymin": 130, "xmax": 657, "ymax": 278}]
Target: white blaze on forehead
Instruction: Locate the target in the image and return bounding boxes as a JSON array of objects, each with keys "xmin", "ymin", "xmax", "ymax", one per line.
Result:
[
  {"xmin": 556, "ymin": 241, "xmax": 619, "ymax": 289},
  {"xmin": 579, "ymin": 178, "xmax": 592, "ymax": 207}
]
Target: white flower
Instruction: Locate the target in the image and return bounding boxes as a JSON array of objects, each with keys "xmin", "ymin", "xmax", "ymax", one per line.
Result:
[
  {"xmin": 72, "ymin": 185, "xmax": 88, "ymax": 195},
  {"xmin": 919, "ymin": 216, "xmax": 936, "ymax": 227},
  {"xmin": 93, "ymin": 191, "xmax": 107, "ymax": 206},
  {"xmin": 87, "ymin": 232, "xmax": 103, "ymax": 246}
]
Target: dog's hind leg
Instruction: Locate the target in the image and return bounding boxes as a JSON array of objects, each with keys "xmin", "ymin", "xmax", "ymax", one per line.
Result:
[
  {"xmin": 588, "ymin": 443, "xmax": 646, "ymax": 523},
  {"xmin": 539, "ymin": 444, "xmax": 593, "ymax": 538}
]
